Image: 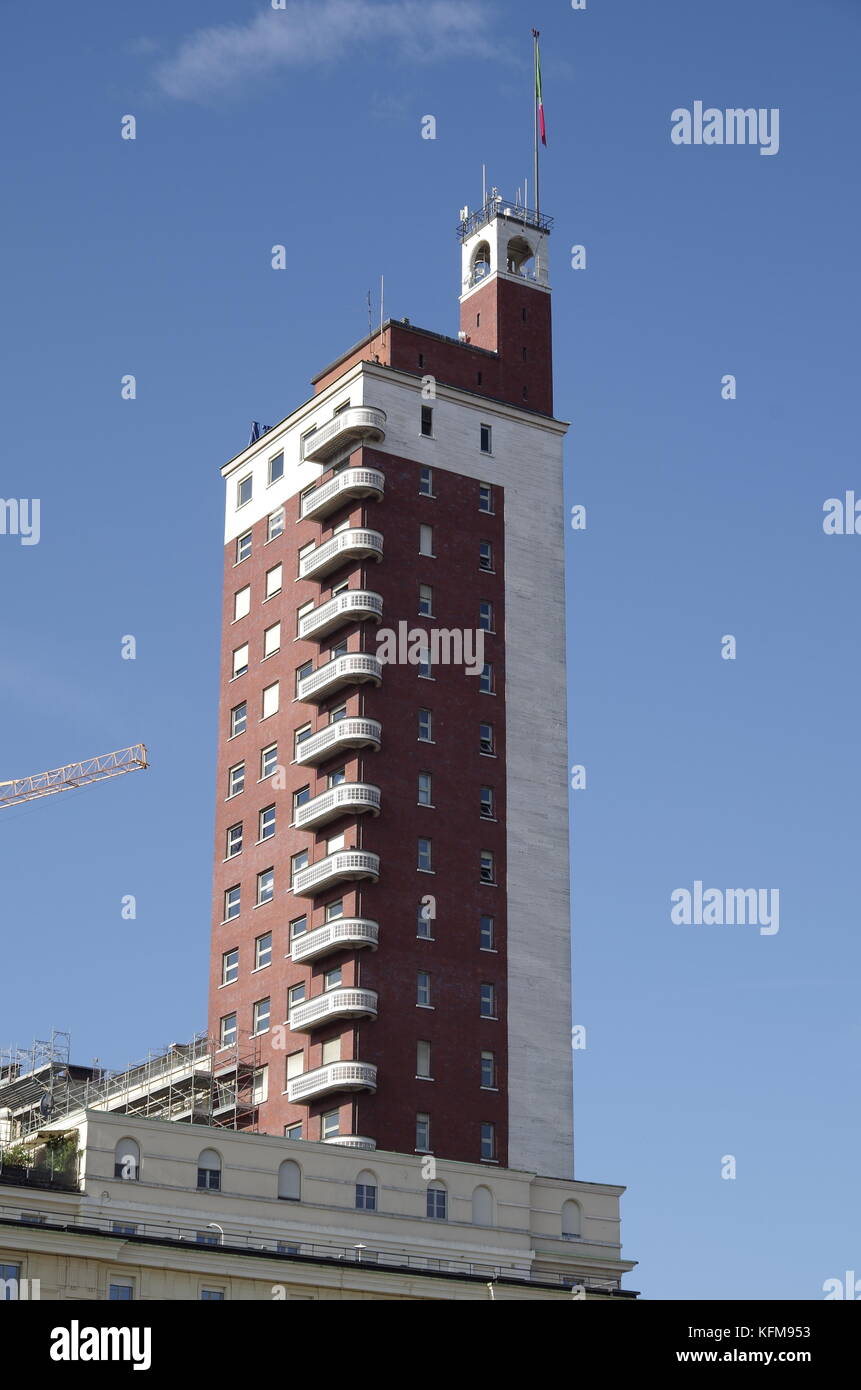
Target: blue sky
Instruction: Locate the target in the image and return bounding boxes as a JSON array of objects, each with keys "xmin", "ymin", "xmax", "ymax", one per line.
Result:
[{"xmin": 1, "ymin": 0, "xmax": 859, "ymax": 1300}]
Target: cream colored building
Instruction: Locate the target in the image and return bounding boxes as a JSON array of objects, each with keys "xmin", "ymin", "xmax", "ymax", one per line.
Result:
[{"xmin": 0, "ymin": 1110, "xmax": 636, "ymax": 1301}]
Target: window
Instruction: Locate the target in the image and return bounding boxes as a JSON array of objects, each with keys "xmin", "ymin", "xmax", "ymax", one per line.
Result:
[
  {"xmin": 419, "ymin": 465, "xmax": 434, "ymax": 495},
  {"xmin": 262, "ymin": 682, "xmax": 280, "ymax": 719},
  {"xmin": 427, "ymin": 1183, "xmax": 447, "ymax": 1219},
  {"xmin": 419, "ymin": 524, "xmax": 434, "ymax": 557},
  {"xmin": 479, "ymin": 600, "xmax": 493, "ymax": 632},
  {"xmin": 480, "ymin": 851, "xmax": 495, "ymax": 884},
  {"xmin": 480, "ymin": 915, "xmax": 495, "ymax": 950},
  {"xmin": 112, "ymin": 1221, "xmax": 137, "ymax": 1236},
  {"xmin": 289, "ymin": 916, "xmax": 307, "ymax": 946},
  {"xmin": 297, "ymin": 599, "xmax": 315, "ymax": 632},
  {"xmin": 225, "ymin": 823, "xmax": 243, "ymax": 858},
  {"xmin": 268, "ymin": 451, "xmax": 284, "ymax": 485},
  {"xmin": 416, "ymin": 1040, "xmax": 432, "ymax": 1078},
  {"xmin": 324, "ymin": 966, "xmax": 342, "ymax": 990},
  {"xmin": 479, "ymin": 663, "xmax": 494, "ymax": 695},
  {"xmin": 232, "ymin": 643, "xmax": 249, "ymax": 678},
  {"xmin": 328, "ymin": 767, "xmax": 346, "ymax": 788},
  {"xmin": 113, "ymin": 1137, "xmax": 140, "ymax": 1181},
  {"xmin": 321, "ymin": 1111, "xmax": 340, "ymax": 1140},
  {"xmin": 327, "ymin": 831, "xmax": 345, "ymax": 855},
  {"xmin": 230, "ymin": 703, "xmax": 247, "ymax": 737},
  {"xmin": 237, "ymin": 474, "xmax": 252, "ymax": 507},
  {"xmin": 278, "ymin": 1160, "xmax": 302, "ymax": 1201},
  {"xmin": 265, "ymin": 563, "xmax": 283, "ymax": 599},
  {"xmin": 418, "ymin": 583, "xmax": 433, "ymax": 617},
  {"xmin": 481, "ymin": 1122, "xmax": 496, "ymax": 1161},
  {"xmin": 329, "ymin": 704, "xmax": 347, "ymax": 723},
  {"xmin": 222, "ymin": 949, "xmax": 239, "ymax": 985},
  {"xmin": 236, "ymin": 531, "xmax": 252, "ymax": 563},
  {"xmin": 418, "ymin": 772, "xmax": 432, "ymax": 806},
  {"xmin": 293, "ymin": 785, "xmax": 310, "ymax": 814},
  {"xmin": 480, "ymin": 423, "xmax": 492, "ymax": 454},
  {"xmin": 0, "ymin": 1264, "xmax": 21, "ymax": 1300},
  {"xmin": 197, "ymin": 1231, "xmax": 218, "ymax": 1247},
  {"xmin": 255, "ymin": 933, "xmax": 272, "ymax": 970},
  {"xmin": 201, "ymin": 1289, "xmax": 225, "ymax": 1301},
  {"xmin": 286, "ymin": 1051, "xmax": 304, "ymax": 1080},
  {"xmin": 417, "ymin": 838, "xmax": 432, "ymax": 872},
  {"xmin": 321, "ymin": 1037, "xmax": 341, "ymax": 1064},
  {"xmin": 479, "ymin": 540, "xmax": 494, "ymax": 571},
  {"xmin": 480, "ymin": 983, "xmax": 496, "ymax": 1018},
  {"xmin": 291, "ymin": 850, "xmax": 308, "ymax": 885},
  {"xmin": 421, "ymin": 406, "xmax": 433, "ymax": 437},
  {"xmin": 418, "ymin": 649, "xmax": 433, "ymax": 680},
  {"xmin": 263, "ymin": 622, "xmax": 281, "ymax": 657},
  {"xmin": 479, "ymin": 723, "xmax": 494, "ymax": 755},
  {"xmin": 480, "ymin": 786, "xmax": 495, "ymax": 819},
  {"xmin": 109, "ymin": 1281, "xmax": 134, "ymax": 1301},
  {"xmin": 416, "ymin": 1113, "xmax": 431, "ymax": 1153},
  {"xmin": 326, "ymin": 899, "xmax": 344, "ymax": 921},
  {"xmin": 301, "ymin": 425, "xmax": 317, "ymax": 455},
  {"xmin": 233, "ymin": 586, "xmax": 251, "ymax": 621},
  {"xmin": 479, "ymin": 483, "xmax": 493, "ymax": 513},
  {"xmin": 288, "ymin": 982, "xmax": 306, "ymax": 1008},
  {"xmin": 252, "ymin": 1065, "xmax": 269, "ymax": 1103},
  {"xmin": 562, "ymin": 1201, "xmax": 582, "ymax": 1239},
  {"xmin": 220, "ymin": 1013, "xmax": 237, "ymax": 1047},
  {"xmin": 417, "ymin": 900, "xmax": 433, "ymax": 939},
  {"xmin": 294, "ymin": 724, "xmax": 312, "ymax": 754},
  {"xmin": 261, "ymin": 744, "xmax": 278, "ymax": 780},
  {"xmin": 252, "ymin": 998, "xmax": 271, "ymax": 1034},
  {"xmin": 298, "ymin": 540, "xmax": 316, "ymax": 567},
  {"xmin": 228, "ymin": 761, "xmax": 245, "ymax": 796},
  {"xmin": 197, "ymin": 1148, "xmax": 222, "ymax": 1190},
  {"xmin": 331, "ymin": 579, "xmax": 349, "ymax": 596},
  {"xmin": 417, "ymin": 971, "xmax": 432, "ymax": 1007},
  {"xmin": 259, "ymin": 804, "xmax": 276, "ymax": 841},
  {"xmin": 480, "ymin": 1050, "xmax": 497, "ymax": 1088},
  {"xmin": 224, "ymin": 886, "xmax": 240, "ymax": 921},
  {"xmin": 356, "ymin": 1172, "xmax": 377, "ymax": 1211},
  {"xmin": 284, "ymin": 1123, "xmax": 303, "ymax": 1141},
  {"xmin": 418, "ymin": 708, "xmax": 433, "ymax": 742},
  {"xmin": 472, "ymin": 1185, "xmax": 494, "ymax": 1226},
  {"xmin": 257, "ymin": 869, "xmax": 275, "ymax": 905},
  {"xmin": 296, "ymin": 660, "xmax": 313, "ymax": 693}
]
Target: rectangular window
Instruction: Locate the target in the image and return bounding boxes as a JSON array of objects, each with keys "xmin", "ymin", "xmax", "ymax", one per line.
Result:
[
  {"xmin": 284, "ymin": 1123, "xmax": 302, "ymax": 1141},
  {"xmin": 418, "ymin": 648, "xmax": 433, "ymax": 680},
  {"xmin": 481, "ymin": 1051, "xmax": 497, "ymax": 1088},
  {"xmin": 230, "ymin": 703, "xmax": 247, "ymax": 737},
  {"xmin": 255, "ymin": 933, "xmax": 272, "ymax": 970},
  {"xmin": 220, "ymin": 1013, "xmax": 237, "ymax": 1047},
  {"xmin": 222, "ymin": 948, "xmax": 239, "ymax": 985},
  {"xmin": 479, "ymin": 540, "xmax": 494, "ymax": 571},
  {"xmin": 291, "ymin": 850, "xmax": 308, "ymax": 884},
  {"xmin": 233, "ymin": 586, "xmax": 251, "ymax": 621},
  {"xmin": 259, "ymin": 804, "xmax": 276, "ymax": 841},
  {"xmin": 294, "ymin": 723, "xmax": 312, "ymax": 754},
  {"xmin": 480, "ymin": 423, "xmax": 492, "ymax": 454},
  {"xmin": 286, "ymin": 1050, "xmax": 304, "ymax": 1080},
  {"xmin": 288, "ymin": 982, "xmax": 306, "ymax": 1008},
  {"xmin": 329, "ymin": 704, "xmax": 347, "ymax": 723},
  {"xmin": 427, "ymin": 1185, "xmax": 446, "ymax": 1218},
  {"xmin": 109, "ymin": 1281, "xmax": 134, "ymax": 1301},
  {"xmin": 418, "ymin": 708, "xmax": 433, "ymax": 742},
  {"xmin": 416, "ymin": 1113, "xmax": 431, "ymax": 1152},
  {"xmin": 296, "ymin": 660, "xmax": 313, "ymax": 693},
  {"xmin": 252, "ymin": 1065, "xmax": 269, "ymax": 1103},
  {"xmin": 268, "ymin": 451, "xmax": 284, "ymax": 485},
  {"xmin": 292, "ymin": 785, "xmax": 311, "ymax": 814},
  {"xmin": 237, "ymin": 474, "xmax": 253, "ymax": 507},
  {"xmin": 224, "ymin": 886, "xmax": 240, "ymax": 921},
  {"xmin": 324, "ymin": 966, "xmax": 342, "ymax": 991},
  {"xmin": 479, "ymin": 663, "xmax": 494, "ymax": 695},
  {"xmin": 262, "ymin": 682, "xmax": 280, "ymax": 719},
  {"xmin": 225, "ymin": 823, "xmax": 243, "ymax": 858},
  {"xmin": 263, "ymin": 622, "xmax": 281, "ymax": 657},
  {"xmin": 321, "ymin": 1111, "xmax": 340, "ymax": 1140},
  {"xmin": 418, "ymin": 583, "xmax": 433, "ymax": 617},
  {"xmin": 257, "ymin": 869, "xmax": 275, "ymax": 904},
  {"xmin": 479, "ymin": 600, "xmax": 493, "ymax": 632},
  {"xmin": 480, "ymin": 982, "xmax": 496, "ymax": 1017},
  {"xmin": 419, "ymin": 465, "xmax": 434, "ymax": 495},
  {"xmin": 228, "ymin": 761, "xmax": 245, "ymax": 796},
  {"xmin": 481, "ymin": 1122, "xmax": 496, "ymax": 1160},
  {"xmin": 419, "ymin": 524, "xmax": 434, "ymax": 557},
  {"xmin": 418, "ymin": 772, "xmax": 432, "ymax": 806},
  {"xmin": 417, "ymin": 900, "xmax": 433, "ymax": 939},
  {"xmin": 356, "ymin": 1181, "xmax": 376, "ymax": 1211},
  {"xmin": 480, "ymin": 786, "xmax": 495, "ymax": 819},
  {"xmin": 232, "ymin": 643, "xmax": 249, "ymax": 678},
  {"xmin": 260, "ymin": 744, "xmax": 278, "ymax": 780},
  {"xmin": 265, "ymin": 563, "xmax": 283, "ymax": 599},
  {"xmin": 480, "ymin": 914, "xmax": 495, "ymax": 950},
  {"xmin": 479, "ymin": 483, "xmax": 493, "ymax": 513},
  {"xmin": 327, "ymin": 832, "xmax": 345, "ymax": 854},
  {"xmin": 201, "ymin": 1289, "xmax": 225, "ymax": 1301},
  {"xmin": 326, "ymin": 899, "xmax": 344, "ymax": 921},
  {"xmin": 479, "ymin": 723, "xmax": 494, "ymax": 755},
  {"xmin": 416, "ymin": 1040, "xmax": 432, "ymax": 1078},
  {"xmin": 236, "ymin": 531, "xmax": 252, "ymax": 563},
  {"xmin": 321, "ymin": 1037, "xmax": 341, "ymax": 1065},
  {"xmin": 328, "ymin": 767, "xmax": 346, "ymax": 788},
  {"xmin": 252, "ymin": 997, "xmax": 271, "ymax": 1034},
  {"xmin": 480, "ymin": 850, "xmax": 495, "ymax": 884},
  {"xmin": 420, "ymin": 406, "xmax": 433, "ymax": 438},
  {"xmin": 289, "ymin": 915, "xmax": 307, "ymax": 945},
  {"xmin": 301, "ymin": 427, "xmax": 317, "ymax": 456},
  {"xmin": 417, "ymin": 971, "xmax": 432, "ymax": 1007},
  {"xmin": 417, "ymin": 837, "xmax": 432, "ymax": 871},
  {"xmin": 296, "ymin": 599, "xmax": 314, "ymax": 632}
]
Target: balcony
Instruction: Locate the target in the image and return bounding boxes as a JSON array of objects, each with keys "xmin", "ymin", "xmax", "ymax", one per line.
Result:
[
  {"xmin": 293, "ymin": 850, "xmax": 380, "ymax": 897},
  {"xmin": 302, "ymin": 408, "xmax": 386, "ymax": 463},
  {"xmin": 287, "ymin": 1061, "xmax": 378, "ymax": 1104},
  {"xmin": 291, "ymin": 917, "xmax": 379, "ymax": 964},
  {"xmin": 294, "ymin": 718, "xmax": 381, "ymax": 767},
  {"xmin": 296, "ymin": 653, "xmax": 382, "ymax": 704},
  {"xmin": 294, "ymin": 782, "xmax": 380, "ymax": 830},
  {"xmin": 299, "ymin": 528, "xmax": 383, "ymax": 581},
  {"xmin": 323, "ymin": 1136, "xmax": 377, "ymax": 1151},
  {"xmin": 299, "ymin": 589, "xmax": 383, "ymax": 641},
  {"xmin": 300, "ymin": 467, "xmax": 385, "ymax": 521},
  {"xmin": 289, "ymin": 987, "xmax": 378, "ymax": 1033}
]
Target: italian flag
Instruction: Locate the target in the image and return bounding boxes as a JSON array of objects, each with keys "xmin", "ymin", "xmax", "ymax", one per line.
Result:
[{"xmin": 535, "ymin": 35, "xmax": 547, "ymax": 145}]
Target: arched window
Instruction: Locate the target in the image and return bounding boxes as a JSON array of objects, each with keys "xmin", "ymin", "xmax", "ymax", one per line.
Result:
[
  {"xmin": 355, "ymin": 1169, "xmax": 377, "ymax": 1211},
  {"xmin": 426, "ymin": 1181, "xmax": 447, "ymax": 1220},
  {"xmin": 113, "ymin": 1137, "xmax": 140, "ymax": 1182},
  {"xmin": 197, "ymin": 1148, "xmax": 222, "ymax": 1191},
  {"xmin": 561, "ymin": 1199, "xmax": 581, "ymax": 1239},
  {"xmin": 470, "ymin": 241, "xmax": 491, "ymax": 285},
  {"xmin": 471, "ymin": 1184, "xmax": 494, "ymax": 1227},
  {"xmin": 506, "ymin": 235, "xmax": 534, "ymax": 276},
  {"xmin": 278, "ymin": 1159, "xmax": 301, "ymax": 1202}
]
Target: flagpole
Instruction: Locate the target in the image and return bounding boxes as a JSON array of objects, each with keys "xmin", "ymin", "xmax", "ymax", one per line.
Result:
[{"xmin": 532, "ymin": 28, "xmax": 539, "ymax": 215}]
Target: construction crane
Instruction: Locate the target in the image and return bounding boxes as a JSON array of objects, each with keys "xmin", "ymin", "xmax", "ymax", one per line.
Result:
[{"xmin": 0, "ymin": 744, "xmax": 148, "ymax": 810}]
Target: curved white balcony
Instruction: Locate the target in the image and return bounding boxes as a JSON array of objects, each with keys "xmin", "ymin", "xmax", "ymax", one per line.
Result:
[
  {"xmin": 293, "ymin": 850, "xmax": 380, "ymax": 897},
  {"xmin": 299, "ymin": 529, "xmax": 383, "ymax": 581},
  {"xmin": 299, "ymin": 589, "xmax": 383, "ymax": 642},
  {"xmin": 294, "ymin": 782, "xmax": 380, "ymax": 830},
  {"xmin": 289, "ymin": 987, "xmax": 378, "ymax": 1033},
  {"xmin": 322, "ymin": 1135, "xmax": 377, "ymax": 1151},
  {"xmin": 302, "ymin": 408, "xmax": 386, "ymax": 463},
  {"xmin": 290, "ymin": 917, "xmax": 379, "ymax": 964},
  {"xmin": 287, "ymin": 1061, "xmax": 377, "ymax": 1103},
  {"xmin": 300, "ymin": 467, "xmax": 385, "ymax": 521},
  {"xmin": 294, "ymin": 718, "xmax": 381, "ymax": 767},
  {"xmin": 296, "ymin": 653, "xmax": 382, "ymax": 704}
]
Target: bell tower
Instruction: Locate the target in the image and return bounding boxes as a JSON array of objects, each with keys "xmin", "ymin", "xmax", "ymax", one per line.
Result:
[{"xmin": 457, "ymin": 192, "xmax": 554, "ymax": 415}]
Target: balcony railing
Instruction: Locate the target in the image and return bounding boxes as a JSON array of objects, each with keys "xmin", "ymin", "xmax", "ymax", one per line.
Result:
[
  {"xmin": 299, "ymin": 529, "xmax": 383, "ymax": 581},
  {"xmin": 292, "ymin": 850, "xmax": 380, "ymax": 897},
  {"xmin": 287, "ymin": 1061, "xmax": 378, "ymax": 1103},
  {"xmin": 294, "ymin": 782, "xmax": 380, "ymax": 830},
  {"xmin": 290, "ymin": 917, "xmax": 380, "ymax": 964},
  {"xmin": 302, "ymin": 408, "xmax": 387, "ymax": 463},
  {"xmin": 288, "ymin": 988, "xmax": 378, "ymax": 1033},
  {"xmin": 322, "ymin": 1135, "xmax": 377, "ymax": 1151},
  {"xmin": 300, "ymin": 467, "xmax": 385, "ymax": 521},
  {"xmin": 296, "ymin": 653, "xmax": 382, "ymax": 704},
  {"xmin": 294, "ymin": 718, "xmax": 381, "ymax": 767},
  {"xmin": 298, "ymin": 589, "xmax": 383, "ymax": 641}
]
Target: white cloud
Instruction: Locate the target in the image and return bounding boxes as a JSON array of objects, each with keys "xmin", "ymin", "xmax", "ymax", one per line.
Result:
[{"xmin": 154, "ymin": 0, "xmax": 501, "ymax": 102}]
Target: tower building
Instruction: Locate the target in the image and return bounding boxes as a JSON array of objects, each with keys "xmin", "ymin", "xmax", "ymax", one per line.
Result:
[{"xmin": 207, "ymin": 193, "xmax": 573, "ymax": 1177}]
